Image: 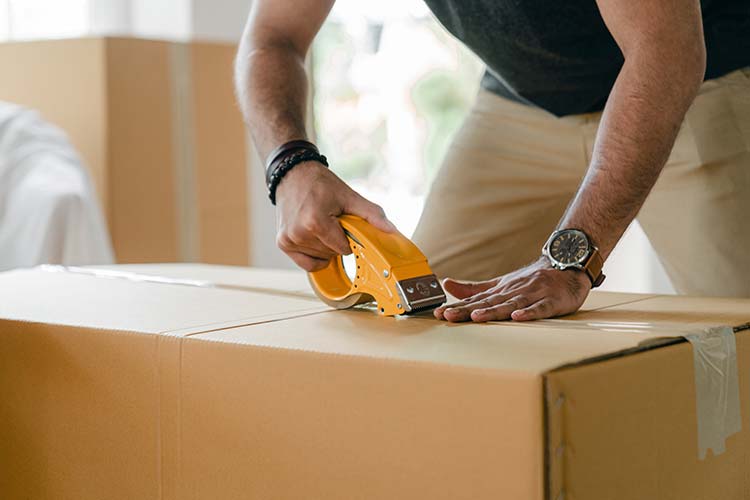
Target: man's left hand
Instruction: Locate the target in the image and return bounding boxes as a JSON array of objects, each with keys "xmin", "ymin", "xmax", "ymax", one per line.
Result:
[{"xmin": 434, "ymin": 257, "xmax": 592, "ymax": 322}]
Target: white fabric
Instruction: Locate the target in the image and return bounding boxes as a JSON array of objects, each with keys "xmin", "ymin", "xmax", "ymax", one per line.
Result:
[{"xmin": 0, "ymin": 102, "xmax": 114, "ymax": 271}]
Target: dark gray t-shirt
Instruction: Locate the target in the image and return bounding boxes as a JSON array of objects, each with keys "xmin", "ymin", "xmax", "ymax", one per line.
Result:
[{"xmin": 423, "ymin": 0, "xmax": 750, "ymax": 116}]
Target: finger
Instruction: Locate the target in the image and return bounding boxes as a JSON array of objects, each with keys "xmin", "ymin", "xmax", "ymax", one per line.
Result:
[
  {"xmin": 287, "ymin": 251, "xmax": 331, "ymax": 272},
  {"xmin": 511, "ymin": 299, "xmax": 557, "ymax": 322},
  {"xmin": 318, "ymin": 216, "xmax": 353, "ymax": 255},
  {"xmin": 435, "ymin": 273, "xmax": 545, "ymax": 320},
  {"xmin": 290, "ymin": 243, "xmax": 337, "ymax": 261},
  {"xmin": 441, "ymin": 277, "xmax": 498, "ymax": 300},
  {"xmin": 470, "ymin": 295, "xmax": 536, "ymax": 323},
  {"xmin": 434, "ymin": 288, "xmax": 499, "ymax": 319},
  {"xmin": 345, "ymin": 194, "xmax": 397, "ymax": 233},
  {"xmin": 285, "ymin": 228, "xmax": 341, "ymax": 260},
  {"xmin": 441, "ymin": 286, "xmax": 536, "ymax": 323},
  {"xmin": 441, "ymin": 293, "xmax": 514, "ymax": 322},
  {"xmin": 279, "ymin": 236, "xmax": 337, "ymax": 261}
]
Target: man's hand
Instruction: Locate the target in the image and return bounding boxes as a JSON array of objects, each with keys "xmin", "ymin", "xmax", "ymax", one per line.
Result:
[
  {"xmin": 275, "ymin": 161, "xmax": 396, "ymax": 272},
  {"xmin": 434, "ymin": 258, "xmax": 591, "ymax": 323}
]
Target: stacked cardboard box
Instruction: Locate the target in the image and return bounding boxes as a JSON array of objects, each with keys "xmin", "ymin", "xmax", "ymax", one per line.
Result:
[
  {"xmin": 1, "ymin": 264, "xmax": 748, "ymax": 499},
  {"xmin": 0, "ymin": 38, "xmax": 251, "ymax": 265}
]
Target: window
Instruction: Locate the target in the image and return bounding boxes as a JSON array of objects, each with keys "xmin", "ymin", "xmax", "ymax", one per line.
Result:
[
  {"xmin": 313, "ymin": 0, "xmax": 483, "ymax": 235},
  {"xmin": 2, "ymin": 0, "xmax": 89, "ymax": 40}
]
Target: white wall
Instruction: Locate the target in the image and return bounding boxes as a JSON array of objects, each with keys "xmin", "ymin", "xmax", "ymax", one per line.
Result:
[
  {"xmin": 0, "ymin": 0, "xmax": 250, "ymax": 42},
  {"xmin": 0, "ymin": 1, "xmax": 9, "ymax": 41},
  {"xmin": 4, "ymin": 0, "xmax": 88, "ymax": 39},
  {"xmin": 89, "ymin": 0, "xmax": 131, "ymax": 35},
  {"xmin": 130, "ymin": 0, "xmax": 191, "ymax": 40},
  {"xmin": 191, "ymin": 0, "xmax": 249, "ymax": 42}
]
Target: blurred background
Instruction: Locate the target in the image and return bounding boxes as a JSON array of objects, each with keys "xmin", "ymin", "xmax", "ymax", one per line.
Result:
[{"xmin": 0, "ymin": 0, "xmax": 674, "ymax": 293}]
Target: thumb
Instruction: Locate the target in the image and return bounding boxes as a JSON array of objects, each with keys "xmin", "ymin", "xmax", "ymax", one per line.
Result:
[
  {"xmin": 442, "ymin": 277, "xmax": 497, "ymax": 299},
  {"xmin": 345, "ymin": 194, "xmax": 397, "ymax": 233}
]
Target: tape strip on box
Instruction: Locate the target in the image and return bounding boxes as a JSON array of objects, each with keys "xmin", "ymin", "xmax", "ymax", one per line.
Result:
[
  {"xmin": 685, "ymin": 325, "xmax": 742, "ymax": 459},
  {"xmin": 40, "ymin": 265, "xmax": 316, "ymax": 300}
]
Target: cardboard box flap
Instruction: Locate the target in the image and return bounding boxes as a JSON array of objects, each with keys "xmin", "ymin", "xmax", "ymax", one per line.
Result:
[
  {"xmin": 5, "ymin": 265, "xmax": 743, "ymax": 374},
  {"xmin": 191, "ymin": 301, "xmax": 743, "ymax": 375},
  {"xmin": 0, "ymin": 267, "xmax": 326, "ymax": 335},
  {"xmin": 564, "ymin": 294, "xmax": 750, "ymax": 331}
]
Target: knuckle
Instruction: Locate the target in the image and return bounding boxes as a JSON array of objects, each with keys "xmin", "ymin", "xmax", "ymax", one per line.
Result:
[
  {"xmin": 302, "ymin": 216, "xmax": 322, "ymax": 232},
  {"xmin": 301, "ymin": 262, "xmax": 318, "ymax": 272},
  {"xmin": 309, "ymin": 261, "xmax": 327, "ymax": 272},
  {"xmin": 511, "ymin": 295, "xmax": 528, "ymax": 308},
  {"xmin": 276, "ymin": 233, "xmax": 291, "ymax": 250},
  {"xmin": 288, "ymin": 226, "xmax": 308, "ymax": 243},
  {"xmin": 468, "ymin": 295, "xmax": 491, "ymax": 308},
  {"xmin": 534, "ymin": 271, "xmax": 551, "ymax": 284},
  {"xmin": 536, "ymin": 301, "xmax": 552, "ymax": 313}
]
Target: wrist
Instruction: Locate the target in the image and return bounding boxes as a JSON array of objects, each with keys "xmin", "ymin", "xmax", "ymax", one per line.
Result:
[
  {"xmin": 267, "ymin": 149, "xmax": 329, "ymax": 205},
  {"xmin": 275, "ymin": 160, "xmax": 328, "ymax": 203},
  {"xmin": 536, "ymin": 255, "xmax": 593, "ymax": 290},
  {"xmin": 542, "ymin": 228, "xmax": 606, "ymax": 288}
]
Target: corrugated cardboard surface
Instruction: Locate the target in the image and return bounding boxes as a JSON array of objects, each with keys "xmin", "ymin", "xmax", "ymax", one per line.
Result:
[
  {"xmin": 0, "ymin": 38, "xmax": 250, "ymax": 265},
  {"xmin": 1, "ymin": 264, "xmax": 748, "ymax": 499},
  {"xmin": 106, "ymin": 38, "xmax": 180, "ymax": 262},
  {"xmin": 191, "ymin": 44, "xmax": 251, "ymax": 266}
]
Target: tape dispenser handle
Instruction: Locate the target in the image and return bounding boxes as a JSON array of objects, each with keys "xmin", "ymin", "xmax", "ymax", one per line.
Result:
[{"xmin": 307, "ymin": 215, "xmax": 378, "ymax": 309}]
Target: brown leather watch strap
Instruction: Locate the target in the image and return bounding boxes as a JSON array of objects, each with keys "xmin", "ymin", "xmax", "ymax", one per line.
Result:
[{"xmin": 584, "ymin": 248, "xmax": 606, "ymax": 288}]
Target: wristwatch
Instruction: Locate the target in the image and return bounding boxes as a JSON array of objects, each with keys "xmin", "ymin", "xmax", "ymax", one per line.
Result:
[{"xmin": 542, "ymin": 229, "xmax": 606, "ymax": 287}]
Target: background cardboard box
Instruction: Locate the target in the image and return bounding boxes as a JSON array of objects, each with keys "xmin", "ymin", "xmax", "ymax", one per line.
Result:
[
  {"xmin": 1, "ymin": 264, "xmax": 748, "ymax": 499},
  {"xmin": 0, "ymin": 38, "xmax": 251, "ymax": 265}
]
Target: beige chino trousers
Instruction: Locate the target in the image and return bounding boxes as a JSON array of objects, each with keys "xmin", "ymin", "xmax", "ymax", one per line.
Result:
[{"xmin": 413, "ymin": 68, "xmax": 750, "ymax": 297}]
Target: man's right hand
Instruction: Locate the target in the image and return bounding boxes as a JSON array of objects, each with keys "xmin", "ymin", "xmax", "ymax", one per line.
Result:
[
  {"xmin": 275, "ymin": 160, "xmax": 396, "ymax": 271},
  {"xmin": 234, "ymin": 0, "xmax": 393, "ymax": 271}
]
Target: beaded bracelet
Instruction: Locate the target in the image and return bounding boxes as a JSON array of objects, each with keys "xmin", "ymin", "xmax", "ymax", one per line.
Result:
[
  {"xmin": 268, "ymin": 149, "xmax": 329, "ymax": 205},
  {"xmin": 265, "ymin": 140, "xmax": 319, "ymax": 189}
]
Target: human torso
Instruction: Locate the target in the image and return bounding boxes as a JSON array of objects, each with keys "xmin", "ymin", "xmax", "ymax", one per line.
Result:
[{"xmin": 423, "ymin": 0, "xmax": 750, "ymax": 116}]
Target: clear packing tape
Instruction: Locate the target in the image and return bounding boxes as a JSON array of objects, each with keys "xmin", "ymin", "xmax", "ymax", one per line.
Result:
[
  {"xmin": 542, "ymin": 318, "xmax": 748, "ymax": 460},
  {"xmin": 40, "ymin": 264, "xmax": 316, "ymax": 300},
  {"xmin": 38, "ymin": 266, "xmax": 750, "ymax": 460},
  {"xmin": 686, "ymin": 326, "xmax": 742, "ymax": 459}
]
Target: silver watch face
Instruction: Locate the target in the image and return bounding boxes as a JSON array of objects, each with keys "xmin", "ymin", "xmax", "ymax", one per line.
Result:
[{"xmin": 549, "ymin": 229, "xmax": 589, "ymax": 266}]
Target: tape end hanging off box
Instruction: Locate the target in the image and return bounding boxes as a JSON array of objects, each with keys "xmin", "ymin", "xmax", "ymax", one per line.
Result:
[
  {"xmin": 543, "ymin": 317, "xmax": 746, "ymax": 461},
  {"xmin": 685, "ymin": 325, "xmax": 742, "ymax": 460}
]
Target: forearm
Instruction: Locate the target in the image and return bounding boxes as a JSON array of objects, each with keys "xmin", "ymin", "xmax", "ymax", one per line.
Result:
[
  {"xmin": 558, "ymin": 50, "xmax": 705, "ymax": 259},
  {"xmin": 235, "ymin": 41, "xmax": 310, "ymax": 162}
]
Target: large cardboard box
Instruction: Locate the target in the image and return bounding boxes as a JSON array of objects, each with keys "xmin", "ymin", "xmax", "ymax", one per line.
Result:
[
  {"xmin": 1, "ymin": 264, "xmax": 749, "ymax": 499},
  {"xmin": 0, "ymin": 38, "xmax": 251, "ymax": 265}
]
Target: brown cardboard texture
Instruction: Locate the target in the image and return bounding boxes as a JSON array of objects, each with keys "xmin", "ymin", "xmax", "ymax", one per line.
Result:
[
  {"xmin": 0, "ymin": 38, "xmax": 250, "ymax": 265},
  {"xmin": 1, "ymin": 264, "xmax": 748, "ymax": 500}
]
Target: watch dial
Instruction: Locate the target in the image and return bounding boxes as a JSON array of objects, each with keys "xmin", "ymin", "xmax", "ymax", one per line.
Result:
[{"xmin": 550, "ymin": 231, "xmax": 589, "ymax": 265}]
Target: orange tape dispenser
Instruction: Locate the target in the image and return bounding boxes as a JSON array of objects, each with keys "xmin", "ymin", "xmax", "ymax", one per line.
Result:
[{"xmin": 308, "ymin": 215, "xmax": 446, "ymax": 316}]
